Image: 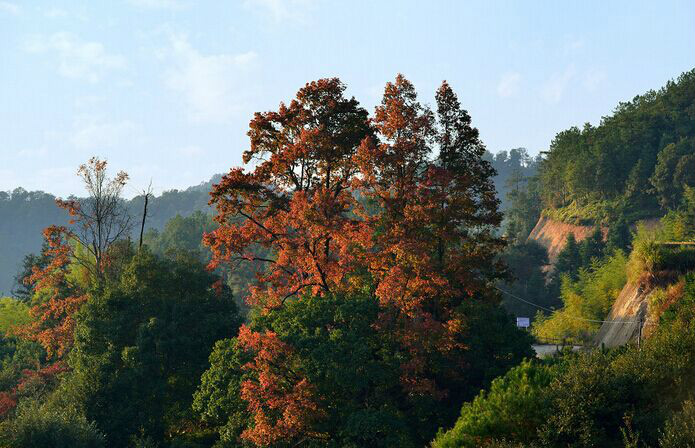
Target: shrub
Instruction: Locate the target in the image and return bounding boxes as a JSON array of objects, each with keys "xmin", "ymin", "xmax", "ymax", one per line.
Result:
[
  {"xmin": 533, "ymin": 251, "xmax": 627, "ymax": 343},
  {"xmin": 431, "ymin": 359, "xmax": 563, "ymax": 448},
  {"xmin": 0, "ymin": 402, "xmax": 105, "ymax": 448},
  {"xmin": 659, "ymin": 400, "xmax": 695, "ymax": 448}
]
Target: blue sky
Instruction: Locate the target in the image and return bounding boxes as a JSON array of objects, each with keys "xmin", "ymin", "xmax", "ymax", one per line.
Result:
[{"xmin": 1, "ymin": 0, "xmax": 693, "ymax": 197}]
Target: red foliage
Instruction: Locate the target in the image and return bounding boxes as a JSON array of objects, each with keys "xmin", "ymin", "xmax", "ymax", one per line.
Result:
[
  {"xmin": 0, "ymin": 392, "xmax": 17, "ymax": 418},
  {"xmin": 16, "ymin": 226, "xmax": 88, "ymax": 359},
  {"xmin": 237, "ymin": 326, "xmax": 325, "ymax": 445},
  {"xmin": 0, "ymin": 362, "xmax": 68, "ymax": 417},
  {"xmin": 207, "ymin": 76, "xmax": 505, "ymax": 444},
  {"xmin": 205, "ymin": 78, "xmax": 371, "ymax": 309}
]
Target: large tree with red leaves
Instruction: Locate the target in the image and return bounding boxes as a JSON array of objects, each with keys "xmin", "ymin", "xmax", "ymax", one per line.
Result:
[{"xmin": 204, "ymin": 76, "xmax": 526, "ymax": 446}]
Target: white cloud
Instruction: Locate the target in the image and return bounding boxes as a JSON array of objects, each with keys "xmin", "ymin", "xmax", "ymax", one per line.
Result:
[
  {"xmin": 0, "ymin": 1, "xmax": 19, "ymax": 15},
  {"xmin": 25, "ymin": 32, "xmax": 125, "ymax": 83},
  {"xmin": 127, "ymin": 0, "xmax": 185, "ymax": 10},
  {"xmin": 541, "ymin": 65, "xmax": 575, "ymax": 104},
  {"xmin": 583, "ymin": 69, "xmax": 606, "ymax": 92},
  {"xmin": 243, "ymin": 0, "xmax": 314, "ymax": 23},
  {"xmin": 163, "ymin": 33, "xmax": 258, "ymax": 123},
  {"xmin": 70, "ymin": 117, "xmax": 137, "ymax": 150},
  {"xmin": 497, "ymin": 72, "xmax": 521, "ymax": 98}
]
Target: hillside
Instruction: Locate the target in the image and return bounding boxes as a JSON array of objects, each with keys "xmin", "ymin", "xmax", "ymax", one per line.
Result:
[
  {"xmin": 527, "ymin": 215, "xmax": 602, "ymax": 263},
  {"xmin": 0, "ymin": 177, "xmax": 218, "ymax": 295},
  {"xmin": 537, "ymin": 69, "xmax": 694, "ymax": 226}
]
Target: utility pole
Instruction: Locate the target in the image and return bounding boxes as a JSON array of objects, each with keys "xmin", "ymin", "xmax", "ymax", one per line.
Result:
[{"xmin": 637, "ymin": 317, "xmax": 643, "ymax": 350}]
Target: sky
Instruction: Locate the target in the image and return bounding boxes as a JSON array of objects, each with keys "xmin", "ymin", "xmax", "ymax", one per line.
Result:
[{"xmin": 1, "ymin": 0, "xmax": 693, "ymax": 198}]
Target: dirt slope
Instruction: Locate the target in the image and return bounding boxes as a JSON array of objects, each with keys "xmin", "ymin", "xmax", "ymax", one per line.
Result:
[
  {"xmin": 527, "ymin": 215, "xmax": 599, "ymax": 263},
  {"xmin": 594, "ymin": 282, "xmax": 650, "ymax": 348}
]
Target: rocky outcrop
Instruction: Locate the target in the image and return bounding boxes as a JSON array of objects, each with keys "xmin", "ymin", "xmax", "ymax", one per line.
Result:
[
  {"xmin": 527, "ymin": 215, "xmax": 599, "ymax": 263},
  {"xmin": 594, "ymin": 282, "xmax": 650, "ymax": 348}
]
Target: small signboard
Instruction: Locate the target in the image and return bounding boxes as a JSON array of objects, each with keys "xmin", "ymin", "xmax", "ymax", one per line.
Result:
[{"xmin": 516, "ymin": 317, "xmax": 530, "ymax": 328}]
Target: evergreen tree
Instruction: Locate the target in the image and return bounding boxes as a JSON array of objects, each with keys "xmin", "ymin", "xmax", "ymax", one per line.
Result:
[
  {"xmin": 554, "ymin": 233, "xmax": 582, "ymax": 280},
  {"xmin": 579, "ymin": 226, "xmax": 606, "ymax": 266}
]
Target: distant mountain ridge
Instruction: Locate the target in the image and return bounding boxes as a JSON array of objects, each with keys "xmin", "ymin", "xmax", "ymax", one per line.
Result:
[{"xmin": 0, "ymin": 154, "xmax": 531, "ymax": 296}]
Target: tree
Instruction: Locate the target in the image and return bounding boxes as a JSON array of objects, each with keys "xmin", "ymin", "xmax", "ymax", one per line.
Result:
[
  {"xmin": 197, "ymin": 291, "xmax": 532, "ymax": 447},
  {"xmin": 554, "ymin": 233, "xmax": 582, "ymax": 280},
  {"xmin": 54, "ymin": 157, "xmax": 131, "ymax": 279},
  {"xmin": 65, "ymin": 250, "xmax": 242, "ymax": 446},
  {"xmin": 205, "ymin": 76, "xmax": 524, "ymax": 446},
  {"xmin": 500, "ymin": 241, "xmax": 558, "ymax": 317},
  {"xmin": 650, "ymin": 139, "xmax": 695, "ymax": 210},
  {"xmin": 579, "ymin": 226, "xmax": 606, "ymax": 266},
  {"xmin": 205, "ymin": 78, "xmax": 372, "ymax": 309},
  {"xmin": 606, "ymin": 216, "xmax": 631, "ymax": 253},
  {"xmin": 18, "ymin": 158, "xmax": 132, "ymax": 360}
]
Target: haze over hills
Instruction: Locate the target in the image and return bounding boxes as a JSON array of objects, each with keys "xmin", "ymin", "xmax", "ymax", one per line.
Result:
[{"xmin": 0, "ymin": 153, "xmax": 535, "ymax": 296}]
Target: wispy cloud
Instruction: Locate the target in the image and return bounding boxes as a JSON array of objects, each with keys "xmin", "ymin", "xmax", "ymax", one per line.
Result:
[
  {"xmin": 25, "ymin": 32, "xmax": 126, "ymax": 83},
  {"xmin": 541, "ymin": 65, "xmax": 576, "ymax": 104},
  {"xmin": 127, "ymin": 0, "xmax": 185, "ymax": 10},
  {"xmin": 70, "ymin": 117, "xmax": 138, "ymax": 150},
  {"xmin": 163, "ymin": 33, "xmax": 258, "ymax": 123},
  {"xmin": 243, "ymin": 0, "xmax": 315, "ymax": 23},
  {"xmin": 0, "ymin": 1, "xmax": 19, "ymax": 15},
  {"xmin": 497, "ymin": 72, "xmax": 521, "ymax": 98}
]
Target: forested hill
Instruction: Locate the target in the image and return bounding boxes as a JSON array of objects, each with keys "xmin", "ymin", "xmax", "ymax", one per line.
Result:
[
  {"xmin": 0, "ymin": 175, "xmax": 218, "ymax": 296},
  {"xmin": 0, "ymin": 154, "xmax": 536, "ymax": 296},
  {"xmin": 537, "ymin": 69, "xmax": 695, "ymax": 225}
]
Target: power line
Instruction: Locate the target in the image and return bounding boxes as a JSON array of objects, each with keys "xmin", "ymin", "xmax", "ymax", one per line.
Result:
[{"xmin": 493, "ymin": 285, "xmax": 654, "ymax": 326}]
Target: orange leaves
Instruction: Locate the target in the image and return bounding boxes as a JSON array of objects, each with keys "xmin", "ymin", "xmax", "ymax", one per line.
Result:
[
  {"xmin": 208, "ymin": 76, "xmax": 506, "ymax": 445},
  {"xmin": 238, "ymin": 325, "xmax": 325, "ymax": 446},
  {"xmin": 21, "ymin": 293, "xmax": 88, "ymax": 359},
  {"xmin": 0, "ymin": 362, "xmax": 68, "ymax": 417},
  {"xmin": 207, "ymin": 78, "xmax": 371, "ymax": 309},
  {"xmin": 19, "ymin": 225, "xmax": 88, "ymax": 360}
]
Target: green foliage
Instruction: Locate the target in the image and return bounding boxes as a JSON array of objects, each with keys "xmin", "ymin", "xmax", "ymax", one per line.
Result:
[
  {"xmin": 431, "ymin": 359, "xmax": 563, "ymax": 448},
  {"xmin": 196, "ymin": 292, "xmax": 532, "ymax": 447},
  {"xmin": 533, "ymin": 250, "xmax": 627, "ymax": 343},
  {"xmin": 64, "ymin": 249, "xmax": 242, "ymax": 446},
  {"xmin": 0, "ymin": 297, "xmax": 31, "ymax": 335},
  {"xmin": 539, "ymin": 69, "xmax": 695, "ymax": 222},
  {"xmin": 192, "ymin": 338, "xmax": 252, "ymax": 447},
  {"xmin": 0, "ymin": 401, "xmax": 105, "ymax": 448},
  {"xmin": 436, "ymin": 273, "xmax": 695, "ymax": 448},
  {"xmin": 627, "ymin": 217, "xmax": 695, "ymax": 283},
  {"xmin": 498, "ymin": 241, "xmax": 559, "ymax": 320},
  {"xmin": 504, "ymin": 175, "xmax": 543, "ymax": 243},
  {"xmin": 554, "ymin": 233, "xmax": 582, "ymax": 280},
  {"xmin": 659, "ymin": 400, "xmax": 695, "ymax": 448},
  {"xmin": 143, "ymin": 211, "xmax": 216, "ymax": 259},
  {"xmin": 650, "ymin": 139, "xmax": 695, "ymax": 210},
  {"xmin": 483, "ymin": 148, "xmax": 540, "ymax": 212}
]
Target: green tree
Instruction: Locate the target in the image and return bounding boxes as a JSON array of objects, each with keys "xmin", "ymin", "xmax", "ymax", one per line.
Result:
[
  {"xmin": 65, "ymin": 249, "xmax": 242, "ymax": 446},
  {"xmin": 579, "ymin": 226, "xmax": 606, "ymax": 266},
  {"xmin": 196, "ymin": 291, "xmax": 532, "ymax": 447},
  {"xmin": 554, "ymin": 233, "xmax": 582, "ymax": 280},
  {"xmin": 432, "ymin": 359, "xmax": 563, "ymax": 448}
]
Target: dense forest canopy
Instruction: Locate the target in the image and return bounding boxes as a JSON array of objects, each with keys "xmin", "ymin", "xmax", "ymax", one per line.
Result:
[{"xmin": 539, "ymin": 69, "xmax": 695, "ymax": 224}]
